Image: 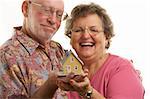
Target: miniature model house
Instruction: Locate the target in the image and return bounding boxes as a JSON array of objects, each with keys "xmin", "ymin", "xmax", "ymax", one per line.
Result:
[{"xmin": 59, "ymin": 50, "xmax": 83, "ymax": 76}]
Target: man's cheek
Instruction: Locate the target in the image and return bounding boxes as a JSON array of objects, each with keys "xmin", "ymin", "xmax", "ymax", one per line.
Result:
[{"xmin": 56, "ymin": 21, "xmax": 61, "ymax": 28}]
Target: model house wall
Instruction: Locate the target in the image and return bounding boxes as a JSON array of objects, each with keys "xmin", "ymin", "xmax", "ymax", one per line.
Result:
[{"xmin": 59, "ymin": 50, "xmax": 83, "ymax": 76}]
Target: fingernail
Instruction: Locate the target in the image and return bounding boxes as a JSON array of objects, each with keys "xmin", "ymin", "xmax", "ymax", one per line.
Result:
[{"xmin": 70, "ymin": 80, "xmax": 74, "ymax": 85}]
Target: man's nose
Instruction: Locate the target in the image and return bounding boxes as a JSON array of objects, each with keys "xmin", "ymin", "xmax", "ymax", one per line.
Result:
[{"xmin": 47, "ymin": 15, "xmax": 57, "ymax": 25}]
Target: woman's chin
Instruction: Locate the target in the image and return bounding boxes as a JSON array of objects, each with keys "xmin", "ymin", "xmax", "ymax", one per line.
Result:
[{"xmin": 79, "ymin": 52, "xmax": 93, "ymax": 59}]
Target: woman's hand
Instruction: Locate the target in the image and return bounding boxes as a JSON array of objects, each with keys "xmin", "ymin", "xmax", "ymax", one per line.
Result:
[{"xmin": 56, "ymin": 69, "xmax": 92, "ymax": 96}]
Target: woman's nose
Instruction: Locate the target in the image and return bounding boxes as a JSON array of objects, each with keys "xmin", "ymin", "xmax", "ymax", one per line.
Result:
[{"xmin": 81, "ymin": 30, "xmax": 91, "ymax": 38}]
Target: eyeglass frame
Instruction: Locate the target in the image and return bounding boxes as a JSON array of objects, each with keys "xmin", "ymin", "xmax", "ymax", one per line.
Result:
[
  {"xmin": 71, "ymin": 26, "xmax": 104, "ymax": 35},
  {"xmin": 28, "ymin": 0, "xmax": 68, "ymax": 21}
]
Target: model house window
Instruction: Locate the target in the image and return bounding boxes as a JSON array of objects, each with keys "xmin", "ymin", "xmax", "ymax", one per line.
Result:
[
  {"xmin": 74, "ymin": 65, "xmax": 78, "ymax": 72},
  {"xmin": 70, "ymin": 57, "xmax": 74, "ymax": 62},
  {"xmin": 66, "ymin": 65, "xmax": 71, "ymax": 73}
]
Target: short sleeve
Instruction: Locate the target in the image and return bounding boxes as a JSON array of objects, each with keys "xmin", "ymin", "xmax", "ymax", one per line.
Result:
[{"xmin": 106, "ymin": 62, "xmax": 144, "ymax": 99}]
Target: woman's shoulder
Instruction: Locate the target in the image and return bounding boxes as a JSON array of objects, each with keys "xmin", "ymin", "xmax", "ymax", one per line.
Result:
[
  {"xmin": 108, "ymin": 53, "xmax": 132, "ymax": 65},
  {"xmin": 104, "ymin": 53, "xmax": 134, "ymax": 73}
]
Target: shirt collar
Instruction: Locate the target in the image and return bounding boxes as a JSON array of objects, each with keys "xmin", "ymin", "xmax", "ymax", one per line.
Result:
[{"xmin": 14, "ymin": 26, "xmax": 40, "ymax": 55}]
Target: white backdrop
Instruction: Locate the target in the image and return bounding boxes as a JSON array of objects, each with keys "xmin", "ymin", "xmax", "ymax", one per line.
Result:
[{"xmin": 0, "ymin": 0, "xmax": 150, "ymax": 98}]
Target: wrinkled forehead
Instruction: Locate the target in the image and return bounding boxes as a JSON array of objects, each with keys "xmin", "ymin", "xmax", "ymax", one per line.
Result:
[{"xmin": 31, "ymin": 0, "xmax": 64, "ymax": 10}]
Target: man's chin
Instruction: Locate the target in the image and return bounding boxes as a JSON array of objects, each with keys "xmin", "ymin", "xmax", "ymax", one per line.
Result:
[{"xmin": 46, "ymin": 34, "xmax": 55, "ymax": 41}]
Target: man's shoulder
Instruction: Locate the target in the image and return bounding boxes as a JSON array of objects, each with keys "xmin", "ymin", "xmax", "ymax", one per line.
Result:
[
  {"xmin": 0, "ymin": 38, "xmax": 13, "ymax": 63},
  {"xmin": 0, "ymin": 38, "xmax": 13, "ymax": 52},
  {"xmin": 0, "ymin": 36, "xmax": 21, "ymax": 57}
]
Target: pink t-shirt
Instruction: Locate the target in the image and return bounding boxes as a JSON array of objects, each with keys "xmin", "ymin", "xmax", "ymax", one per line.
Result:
[{"xmin": 67, "ymin": 54, "xmax": 145, "ymax": 99}]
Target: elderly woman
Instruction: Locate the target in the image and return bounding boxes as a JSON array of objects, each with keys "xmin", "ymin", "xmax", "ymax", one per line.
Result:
[{"xmin": 57, "ymin": 3, "xmax": 144, "ymax": 99}]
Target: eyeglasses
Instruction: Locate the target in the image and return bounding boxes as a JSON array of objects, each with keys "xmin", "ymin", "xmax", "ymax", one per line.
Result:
[
  {"xmin": 71, "ymin": 27, "xmax": 103, "ymax": 35},
  {"xmin": 28, "ymin": 1, "xmax": 68, "ymax": 21}
]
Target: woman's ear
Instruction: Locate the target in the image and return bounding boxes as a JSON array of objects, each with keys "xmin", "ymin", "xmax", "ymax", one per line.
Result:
[
  {"xmin": 22, "ymin": 1, "xmax": 29, "ymax": 17},
  {"xmin": 104, "ymin": 35, "xmax": 109, "ymax": 48},
  {"xmin": 105, "ymin": 39, "xmax": 108, "ymax": 45}
]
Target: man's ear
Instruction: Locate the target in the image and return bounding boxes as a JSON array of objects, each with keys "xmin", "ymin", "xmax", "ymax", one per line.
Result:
[
  {"xmin": 70, "ymin": 39, "xmax": 72, "ymax": 46},
  {"xmin": 22, "ymin": 1, "xmax": 29, "ymax": 17}
]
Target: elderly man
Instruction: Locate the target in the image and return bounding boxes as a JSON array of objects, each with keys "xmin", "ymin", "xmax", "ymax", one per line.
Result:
[{"xmin": 0, "ymin": 0, "xmax": 67, "ymax": 98}]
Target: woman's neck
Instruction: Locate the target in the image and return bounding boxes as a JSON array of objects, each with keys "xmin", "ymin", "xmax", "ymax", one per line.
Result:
[{"xmin": 84, "ymin": 53, "xmax": 109, "ymax": 79}]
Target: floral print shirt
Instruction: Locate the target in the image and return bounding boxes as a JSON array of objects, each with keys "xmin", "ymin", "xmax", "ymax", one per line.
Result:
[{"xmin": 0, "ymin": 27, "xmax": 67, "ymax": 99}]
